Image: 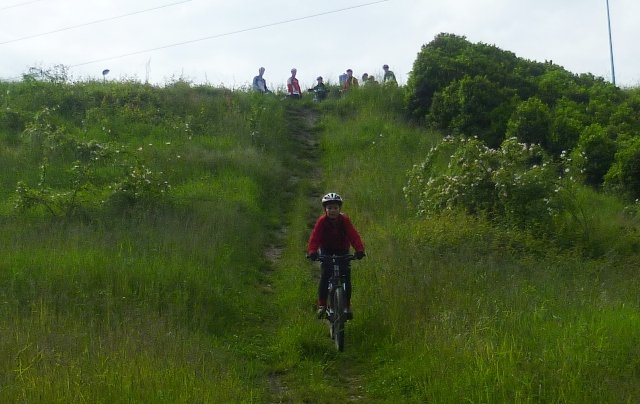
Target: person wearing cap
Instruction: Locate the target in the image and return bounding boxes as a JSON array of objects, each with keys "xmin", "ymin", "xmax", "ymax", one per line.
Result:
[
  {"xmin": 308, "ymin": 76, "xmax": 328, "ymax": 101},
  {"xmin": 252, "ymin": 67, "xmax": 270, "ymax": 93},
  {"xmin": 287, "ymin": 68, "xmax": 302, "ymax": 99},
  {"xmin": 342, "ymin": 68, "xmax": 359, "ymax": 91},
  {"xmin": 382, "ymin": 64, "xmax": 397, "ymax": 84}
]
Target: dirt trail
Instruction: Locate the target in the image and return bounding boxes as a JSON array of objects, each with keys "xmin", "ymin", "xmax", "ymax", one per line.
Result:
[
  {"xmin": 262, "ymin": 104, "xmax": 372, "ymax": 402},
  {"xmin": 262, "ymin": 104, "xmax": 319, "ymax": 272},
  {"xmin": 262, "ymin": 104, "xmax": 320, "ymax": 402}
]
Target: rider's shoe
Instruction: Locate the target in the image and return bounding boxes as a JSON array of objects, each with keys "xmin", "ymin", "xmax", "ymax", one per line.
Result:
[
  {"xmin": 316, "ymin": 306, "xmax": 326, "ymax": 319},
  {"xmin": 344, "ymin": 308, "xmax": 353, "ymax": 320}
]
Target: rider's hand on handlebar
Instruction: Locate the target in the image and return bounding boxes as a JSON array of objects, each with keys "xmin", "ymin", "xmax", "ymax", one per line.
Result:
[
  {"xmin": 306, "ymin": 252, "xmax": 319, "ymax": 261},
  {"xmin": 355, "ymin": 251, "xmax": 366, "ymax": 260}
]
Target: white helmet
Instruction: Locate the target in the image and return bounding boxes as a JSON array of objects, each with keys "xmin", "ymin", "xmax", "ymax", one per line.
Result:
[{"xmin": 321, "ymin": 192, "xmax": 343, "ymax": 207}]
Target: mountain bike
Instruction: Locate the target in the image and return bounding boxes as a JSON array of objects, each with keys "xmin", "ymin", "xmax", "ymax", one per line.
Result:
[
  {"xmin": 315, "ymin": 254, "xmax": 356, "ymax": 352},
  {"xmin": 307, "ymin": 87, "xmax": 328, "ymax": 102}
]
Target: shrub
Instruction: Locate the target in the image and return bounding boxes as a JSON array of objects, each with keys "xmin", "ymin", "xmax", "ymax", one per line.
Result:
[
  {"xmin": 406, "ymin": 33, "xmax": 471, "ymax": 121},
  {"xmin": 505, "ymin": 97, "xmax": 551, "ymax": 148},
  {"xmin": 549, "ymin": 97, "xmax": 587, "ymax": 155},
  {"xmin": 429, "ymin": 75, "xmax": 515, "ymax": 147},
  {"xmin": 571, "ymin": 124, "xmax": 616, "ymax": 187},
  {"xmin": 404, "ymin": 136, "xmax": 571, "ymax": 232},
  {"xmin": 106, "ymin": 163, "xmax": 171, "ymax": 209},
  {"xmin": 0, "ymin": 108, "xmax": 26, "ymax": 135},
  {"xmin": 604, "ymin": 136, "xmax": 640, "ymax": 200}
]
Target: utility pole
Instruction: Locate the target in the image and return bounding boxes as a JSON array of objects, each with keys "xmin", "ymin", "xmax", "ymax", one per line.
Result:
[{"xmin": 606, "ymin": 0, "xmax": 616, "ymax": 85}]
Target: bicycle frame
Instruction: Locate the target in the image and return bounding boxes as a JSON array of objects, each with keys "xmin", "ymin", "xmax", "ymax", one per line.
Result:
[{"xmin": 317, "ymin": 254, "xmax": 354, "ymax": 351}]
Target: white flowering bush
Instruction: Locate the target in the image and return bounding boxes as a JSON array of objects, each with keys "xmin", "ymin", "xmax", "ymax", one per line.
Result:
[
  {"xmin": 405, "ymin": 136, "xmax": 573, "ymax": 231},
  {"xmin": 15, "ymin": 110, "xmax": 171, "ymax": 217},
  {"xmin": 108, "ymin": 163, "xmax": 170, "ymax": 207}
]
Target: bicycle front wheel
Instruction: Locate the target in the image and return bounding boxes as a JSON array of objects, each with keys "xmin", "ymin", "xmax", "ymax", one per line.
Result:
[{"xmin": 334, "ymin": 288, "xmax": 345, "ymax": 351}]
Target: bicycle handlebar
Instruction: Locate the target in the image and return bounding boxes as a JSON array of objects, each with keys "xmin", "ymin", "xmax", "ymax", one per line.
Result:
[{"xmin": 311, "ymin": 254, "xmax": 357, "ymax": 263}]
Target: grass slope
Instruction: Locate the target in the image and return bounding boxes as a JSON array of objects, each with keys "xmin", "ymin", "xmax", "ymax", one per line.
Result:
[{"xmin": 2, "ymin": 80, "xmax": 640, "ymax": 402}]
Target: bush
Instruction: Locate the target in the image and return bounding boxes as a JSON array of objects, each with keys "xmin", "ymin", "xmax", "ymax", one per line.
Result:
[
  {"xmin": 505, "ymin": 97, "xmax": 551, "ymax": 148},
  {"xmin": 429, "ymin": 75, "xmax": 515, "ymax": 147},
  {"xmin": 604, "ymin": 136, "xmax": 640, "ymax": 200},
  {"xmin": 571, "ymin": 124, "xmax": 616, "ymax": 187},
  {"xmin": 406, "ymin": 33, "xmax": 471, "ymax": 121},
  {"xmin": 404, "ymin": 136, "xmax": 571, "ymax": 232},
  {"xmin": 549, "ymin": 97, "xmax": 587, "ymax": 155}
]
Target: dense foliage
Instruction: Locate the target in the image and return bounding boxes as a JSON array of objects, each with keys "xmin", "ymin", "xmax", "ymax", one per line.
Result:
[
  {"xmin": 1, "ymin": 35, "xmax": 640, "ymax": 401},
  {"xmin": 0, "ymin": 75, "xmax": 298, "ymax": 401},
  {"xmin": 406, "ymin": 33, "xmax": 640, "ymax": 198},
  {"xmin": 404, "ymin": 136, "xmax": 573, "ymax": 233}
]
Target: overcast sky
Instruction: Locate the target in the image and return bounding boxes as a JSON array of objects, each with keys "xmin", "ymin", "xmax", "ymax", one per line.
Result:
[{"xmin": 1, "ymin": 0, "xmax": 639, "ymax": 89}]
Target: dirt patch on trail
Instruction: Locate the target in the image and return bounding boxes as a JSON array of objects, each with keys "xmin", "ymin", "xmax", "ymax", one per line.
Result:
[{"xmin": 262, "ymin": 106, "xmax": 321, "ymax": 402}]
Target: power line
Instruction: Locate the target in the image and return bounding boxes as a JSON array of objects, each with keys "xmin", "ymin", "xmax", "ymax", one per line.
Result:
[
  {"xmin": 0, "ymin": 0, "xmax": 193, "ymax": 45},
  {"xmin": 70, "ymin": 0, "xmax": 390, "ymax": 67},
  {"xmin": 0, "ymin": 0, "xmax": 47, "ymax": 11}
]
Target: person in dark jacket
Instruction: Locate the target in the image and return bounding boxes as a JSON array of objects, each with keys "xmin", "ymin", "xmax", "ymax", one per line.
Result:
[{"xmin": 308, "ymin": 76, "xmax": 328, "ymax": 101}]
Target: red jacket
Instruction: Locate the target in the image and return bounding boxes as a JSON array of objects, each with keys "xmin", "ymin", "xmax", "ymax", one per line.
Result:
[
  {"xmin": 287, "ymin": 77, "xmax": 301, "ymax": 95},
  {"xmin": 307, "ymin": 213, "xmax": 364, "ymax": 255}
]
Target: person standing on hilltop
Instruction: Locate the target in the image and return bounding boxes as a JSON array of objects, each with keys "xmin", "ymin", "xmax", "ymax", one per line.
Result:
[
  {"xmin": 339, "ymin": 71, "xmax": 348, "ymax": 87},
  {"xmin": 307, "ymin": 193, "xmax": 365, "ymax": 320},
  {"xmin": 287, "ymin": 68, "xmax": 302, "ymax": 99},
  {"xmin": 382, "ymin": 64, "xmax": 397, "ymax": 85},
  {"xmin": 252, "ymin": 67, "xmax": 270, "ymax": 93},
  {"xmin": 342, "ymin": 69, "xmax": 359, "ymax": 92},
  {"xmin": 308, "ymin": 76, "xmax": 328, "ymax": 101}
]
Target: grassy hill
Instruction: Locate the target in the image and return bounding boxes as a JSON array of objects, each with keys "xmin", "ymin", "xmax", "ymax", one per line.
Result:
[{"xmin": 1, "ymin": 75, "xmax": 640, "ymax": 402}]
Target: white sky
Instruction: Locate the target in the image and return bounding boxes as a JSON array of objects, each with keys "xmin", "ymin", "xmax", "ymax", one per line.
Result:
[{"xmin": 1, "ymin": 0, "xmax": 639, "ymax": 89}]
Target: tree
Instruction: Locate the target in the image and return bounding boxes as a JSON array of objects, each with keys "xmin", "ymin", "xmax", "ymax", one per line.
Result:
[
  {"xmin": 429, "ymin": 75, "xmax": 515, "ymax": 147},
  {"xmin": 604, "ymin": 136, "xmax": 640, "ymax": 200},
  {"xmin": 505, "ymin": 97, "xmax": 551, "ymax": 148},
  {"xmin": 406, "ymin": 33, "xmax": 470, "ymax": 121},
  {"xmin": 571, "ymin": 124, "xmax": 616, "ymax": 187},
  {"xmin": 550, "ymin": 97, "xmax": 587, "ymax": 155}
]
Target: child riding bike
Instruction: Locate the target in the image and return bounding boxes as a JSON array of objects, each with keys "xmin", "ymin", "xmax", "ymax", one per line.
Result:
[{"xmin": 306, "ymin": 193, "xmax": 365, "ymax": 319}]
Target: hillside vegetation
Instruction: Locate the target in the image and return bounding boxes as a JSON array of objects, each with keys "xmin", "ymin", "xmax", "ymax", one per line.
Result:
[{"xmin": 1, "ymin": 34, "xmax": 640, "ymax": 402}]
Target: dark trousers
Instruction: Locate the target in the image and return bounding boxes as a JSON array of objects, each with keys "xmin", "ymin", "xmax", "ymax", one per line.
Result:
[{"xmin": 318, "ymin": 261, "xmax": 351, "ymax": 307}]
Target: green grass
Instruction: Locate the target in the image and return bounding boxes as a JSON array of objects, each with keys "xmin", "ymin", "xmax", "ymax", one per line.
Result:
[
  {"xmin": 0, "ymin": 81, "xmax": 293, "ymax": 401},
  {"xmin": 2, "ymin": 79, "xmax": 640, "ymax": 402},
  {"xmin": 312, "ymin": 86, "xmax": 640, "ymax": 402}
]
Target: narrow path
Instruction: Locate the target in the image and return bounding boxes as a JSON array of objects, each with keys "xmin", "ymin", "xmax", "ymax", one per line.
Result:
[
  {"xmin": 262, "ymin": 103, "xmax": 321, "ymax": 402},
  {"xmin": 260, "ymin": 103, "xmax": 373, "ymax": 402}
]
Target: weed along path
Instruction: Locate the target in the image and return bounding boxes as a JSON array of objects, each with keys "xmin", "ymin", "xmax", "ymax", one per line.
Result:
[{"xmin": 258, "ymin": 103, "xmax": 371, "ymax": 402}]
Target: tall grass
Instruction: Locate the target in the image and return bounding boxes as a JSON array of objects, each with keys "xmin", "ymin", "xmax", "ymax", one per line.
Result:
[
  {"xmin": 313, "ymin": 85, "xmax": 640, "ymax": 402},
  {"xmin": 2, "ymin": 78, "xmax": 640, "ymax": 402},
  {"xmin": 0, "ymin": 79, "xmax": 295, "ymax": 401}
]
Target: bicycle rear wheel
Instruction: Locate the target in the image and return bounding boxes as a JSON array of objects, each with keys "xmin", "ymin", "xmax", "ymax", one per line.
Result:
[{"xmin": 334, "ymin": 288, "xmax": 345, "ymax": 351}]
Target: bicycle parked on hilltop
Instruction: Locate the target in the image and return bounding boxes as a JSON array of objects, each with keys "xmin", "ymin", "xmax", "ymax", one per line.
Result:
[{"xmin": 312, "ymin": 254, "xmax": 358, "ymax": 351}]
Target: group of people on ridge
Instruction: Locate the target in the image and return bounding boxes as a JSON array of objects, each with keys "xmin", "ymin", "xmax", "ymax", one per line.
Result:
[
  {"xmin": 252, "ymin": 64, "xmax": 397, "ymax": 100},
  {"xmin": 339, "ymin": 64, "xmax": 397, "ymax": 90},
  {"xmin": 252, "ymin": 68, "xmax": 375, "ymax": 321}
]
